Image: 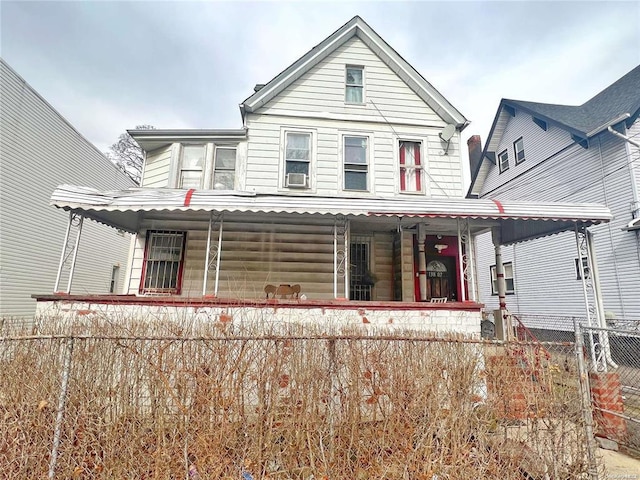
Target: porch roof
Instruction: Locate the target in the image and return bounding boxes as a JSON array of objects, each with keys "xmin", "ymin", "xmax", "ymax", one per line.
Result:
[{"xmin": 50, "ymin": 185, "xmax": 612, "ymax": 244}]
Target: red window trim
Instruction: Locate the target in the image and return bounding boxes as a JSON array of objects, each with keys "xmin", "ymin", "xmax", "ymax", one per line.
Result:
[
  {"xmin": 139, "ymin": 230, "xmax": 187, "ymax": 295},
  {"xmin": 399, "ymin": 141, "xmax": 423, "ymax": 193}
]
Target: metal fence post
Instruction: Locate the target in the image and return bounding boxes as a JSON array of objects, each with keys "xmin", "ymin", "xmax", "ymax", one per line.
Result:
[
  {"xmin": 574, "ymin": 322, "xmax": 599, "ymax": 480},
  {"xmin": 48, "ymin": 337, "xmax": 75, "ymax": 480}
]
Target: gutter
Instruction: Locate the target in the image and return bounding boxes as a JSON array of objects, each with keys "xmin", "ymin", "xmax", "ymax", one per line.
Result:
[
  {"xmin": 587, "ymin": 113, "xmax": 631, "ymax": 137},
  {"xmin": 607, "ymin": 125, "xmax": 640, "ymax": 148}
]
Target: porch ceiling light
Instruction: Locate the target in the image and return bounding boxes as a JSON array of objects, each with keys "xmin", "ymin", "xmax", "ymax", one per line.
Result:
[{"xmin": 434, "ymin": 243, "xmax": 448, "ymax": 253}]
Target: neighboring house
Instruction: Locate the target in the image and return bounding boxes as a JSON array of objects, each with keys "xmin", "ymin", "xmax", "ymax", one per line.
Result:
[
  {"xmin": 36, "ymin": 17, "xmax": 612, "ymax": 336},
  {"xmin": 468, "ymin": 65, "xmax": 640, "ymax": 327},
  {"xmin": 0, "ymin": 59, "xmax": 134, "ymax": 323}
]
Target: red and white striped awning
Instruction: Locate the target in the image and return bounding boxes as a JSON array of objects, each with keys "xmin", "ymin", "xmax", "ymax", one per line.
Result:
[{"xmin": 50, "ymin": 185, "xmax": 612, "ymax": 244}]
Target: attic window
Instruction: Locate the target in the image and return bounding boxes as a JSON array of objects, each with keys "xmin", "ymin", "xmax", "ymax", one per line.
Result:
[
  {"xmin": 498, "ymin": 149, "xmax": 509, "ymax": 173},
  {"xmin": 513, "ymin": 137, "xmax": 525, "ymax": 164},
  {"xmin": 345, "ymin": 66, "xmax": 364, "ymax": 104}
]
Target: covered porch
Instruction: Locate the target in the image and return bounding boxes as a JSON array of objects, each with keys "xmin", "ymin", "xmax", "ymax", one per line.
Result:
[{"xmin": 40, "ymin": 186, "xmax": 612, "ymax": 337}]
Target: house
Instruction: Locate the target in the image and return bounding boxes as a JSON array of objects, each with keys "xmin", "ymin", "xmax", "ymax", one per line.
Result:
[
  {"xmin": 34, "ymin": 17, "xmax": 613, "ymax": 337},
  {"xmin": 467, "ymin": 65, "xmax": 640, "ymax": 330},
  {"xmin": 0, "ymin": 59, "xmax": 135, "ymax": 325}
]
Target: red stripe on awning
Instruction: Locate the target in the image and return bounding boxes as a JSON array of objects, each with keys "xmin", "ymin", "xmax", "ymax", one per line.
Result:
[
  {"xmin": 184, "ymin": 189, "xmax": 195, "ymax": 206},
  {"xmin": 492, "ymin": 199, "xmax": 505, "ymax": 214}
]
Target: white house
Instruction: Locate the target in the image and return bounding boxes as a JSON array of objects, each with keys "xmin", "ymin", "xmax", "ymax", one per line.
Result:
[
  {"xmin": 468, "ymin": 65, "xmax": 640, "ymax": 329},
  {"xmin": 0, "ymin": 59, "xmax": 134, "ymax": 324},
  {"xmin": 35, "ymin": 17, "xmax": 612, "ymax": 337}
]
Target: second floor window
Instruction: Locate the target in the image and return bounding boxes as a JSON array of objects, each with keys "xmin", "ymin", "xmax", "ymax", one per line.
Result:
[
  {"xmin": 514, "ymin": 137, "xmax": 525, "ymax": 164},
  {"xmin": 345, "ymin": 66, "xmax": 364, "ymax": 104},
  {"xmin": 399, "ymin": 141, "xmax": 423, "ymax": 193},
  {"xmin": 213, "ymin": 147, "xmax": 236, "ymax": 190},
  {"xmin": 285, "ymin": 132, "xmax": 311, "ymax": 188},
  {"xmin": 344, "ymin": 136, "xmax": 368, "ymax": 191},
  {"xmin": 498, "ymin": 149, "xmax": 509, "ymax": 173},
  {"xmin": 180, "ymin": 145, "xmax": 206, "ymax": 188}
]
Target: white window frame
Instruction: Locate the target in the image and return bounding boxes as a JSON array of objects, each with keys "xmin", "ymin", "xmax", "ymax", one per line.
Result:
[
  {"xmin": 514, "ymin": 137, "xmax": 525, "ymax": 165},
  {"xmin": 490, "ymin": 262, "xmax": 515, "ymax": 295},
  {"xmin": 575, "ymin": 257, "xmax": 590, "ymax": 280},
  {"xmin": 345, "ymin": 65, "xmax": 365, "ymax": 105},
  {"xmin": 398, "ymin": 139, "xmax": 425, "ymax": 194},
  {"xmin": 342, "ymin": 134, "xmax": 370, "ymax": 192},
  {"xmin": 179, "ymin": 144, "xmax": 207, "ymax": 188},
  {"xmin": 212, "ymin": 146, "xmax": 237, "ymax": 190},
  {"xmin": 280, "ymin": 128, "xmax": 316, "ymax": 191},
  {"xmin": 498, "ymin": 149, "xmax": 509, "ymax": 173}
]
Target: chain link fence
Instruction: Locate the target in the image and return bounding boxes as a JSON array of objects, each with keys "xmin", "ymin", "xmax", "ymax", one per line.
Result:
[
  {"xmin": 579, "ymin": 323, "xmax": 640, "ymax": 455},
  {"xmin": 1, "ymin": 316, "xmax": 601, "ymax": 479}
]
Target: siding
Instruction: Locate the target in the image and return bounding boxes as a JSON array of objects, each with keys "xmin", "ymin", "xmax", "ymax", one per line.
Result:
[
  {"xmin": 129, "ymin": 216, "xmax": 340, "ymax": 299},
  {"xmin": 142, "ymin": 145, "xmax": 172, "ymax": 188},
  {"xmin": 0, "ymin": 60, "xmax": 134, "ymax": 321},
  {"xmin": 245, "ymin": 35, "xmax": 464, "ymax": 199},
  {"xmin": 475, "ymin": 113, "xmax": 640, "ymax": 320},
  {"xmin": 258, "ymin": 37, "xmax": 446, "ymax": 126}
]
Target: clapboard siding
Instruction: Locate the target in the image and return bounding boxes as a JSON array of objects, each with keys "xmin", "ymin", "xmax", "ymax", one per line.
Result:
[
  {"xmin": 479, "ymin": 110, "xmax": 574, "ymax": 196},
  {"xmin": 258, "ymin": 37, "xmax": 446, "ymax": 126},
  {"xmin": 246, "ymin": 114, "xmax": 462, "ymax": 198},
  {"xmin": 142, "ymin": 145, "xmax": 172, "ymax": 188},
  {"xmin": 475, "ymin": 116, "xmax": 640, "ymax": 320},
  {"xmin": 0, "ymin": 60, "xmax": 134, "ymax": 320}
]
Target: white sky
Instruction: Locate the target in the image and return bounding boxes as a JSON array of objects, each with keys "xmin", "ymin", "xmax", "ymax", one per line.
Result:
[{"xmin": 2, "ymin": 1, "xmax": 639, "ymax": 185}]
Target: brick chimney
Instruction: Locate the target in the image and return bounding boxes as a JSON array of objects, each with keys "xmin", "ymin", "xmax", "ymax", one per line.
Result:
[{"xmin": 467, "ymin": 135, "xmax": 483, "ymax": 177}]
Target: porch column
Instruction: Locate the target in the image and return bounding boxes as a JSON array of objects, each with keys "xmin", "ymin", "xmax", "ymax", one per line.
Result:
[
  {"xmin": 54, "ymin": 212, "xmax": 84, "ymax": 294},
  {"xmin": 417, "ymin": 223, "xmax": 428, "ymax": 301},
  {"xmin": 333, "ymin": 215, "xmax": 348, "ymax": 299},
  {"xmin": 202, "ymin": 213, "xmax": 224, "ymax": 297},
  {"xmin": 456, "ymin": 219, "xmax": 466, "ymax": 302},
  {"xmin": 491, "ymin": 227, "xmax": 511, "ymax": 339}
]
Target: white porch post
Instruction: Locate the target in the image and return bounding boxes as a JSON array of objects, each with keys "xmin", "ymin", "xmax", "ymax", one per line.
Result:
[
  {"xmin": 333, "ymin": 215, "xmax": 349, "ymax": 299},
  {"xmin": 214, "ymin": 214, "xmax": 224, "ymax": 296},
  {"xmin": 65, "ymin": 215, "xmax": 84, "ymax": 294},
  {"xmin": 417, "ymin": 223, "xmax": 427, "ymax": 301},
  {"xmin": 54, "ymin": 212, "xmax": 74, "ymax": 292},
  {"xmin": 491, "ymin": 226, "xmax": 511, "ymax": 339},
  {"xmin": 202, "ymin": 213, "xmax": 214, "ymax": 296},
  {"xmin": 344, "ymin": 219, "xmax": 350, "ymax": 299},
  {"xmin": 466, "ymin": 224, "xmax": 477, "ymax": 302},
  {"xmin": 456, "ymin": 219, "xmax": 466, "ymax": 302}
]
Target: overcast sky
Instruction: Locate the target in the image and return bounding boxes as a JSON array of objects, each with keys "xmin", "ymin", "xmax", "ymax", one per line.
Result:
[{"xmin": 2, "ymin": 1, "xmax": 639, "ymax": 179}]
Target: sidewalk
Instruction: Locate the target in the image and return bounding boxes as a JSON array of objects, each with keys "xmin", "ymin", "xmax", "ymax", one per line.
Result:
[{"xmin": 601, "ymin": 448, "xmax": 640, "ymax": 478}]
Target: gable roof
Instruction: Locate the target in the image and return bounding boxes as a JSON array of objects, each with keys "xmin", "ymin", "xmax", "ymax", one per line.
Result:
[
  {"xmin": 468, "ymin": 64, "xmax": 640, "ymax": 197},
  {"xmin": 240, "ymin": 16, "xmax": 468, "ymax": 129}
]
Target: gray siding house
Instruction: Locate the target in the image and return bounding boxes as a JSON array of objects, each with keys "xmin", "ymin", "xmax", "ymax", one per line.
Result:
[
  {"xmin": 0, "ymin": 59, "xmax": 134, "ymax": 322},
  {"xmin": 468, "ymin": 65, "xmax": 640, "ymax": 327}
]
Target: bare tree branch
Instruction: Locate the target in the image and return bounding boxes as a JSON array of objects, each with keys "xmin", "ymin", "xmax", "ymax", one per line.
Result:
[{"xmin": 106, "ymin": 125, "xmax": 154, "ymax": 185}]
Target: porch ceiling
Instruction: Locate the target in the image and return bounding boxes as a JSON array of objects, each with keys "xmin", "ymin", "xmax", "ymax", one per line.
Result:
[{"xmin": 50, "ymin": 185, "xmax": 612, "ymax": 244}]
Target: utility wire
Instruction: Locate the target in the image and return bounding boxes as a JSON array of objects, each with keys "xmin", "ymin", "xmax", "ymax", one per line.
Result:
[{"xmin": 368, "ymin": 98, "xmax": 452, "ymax": 198}]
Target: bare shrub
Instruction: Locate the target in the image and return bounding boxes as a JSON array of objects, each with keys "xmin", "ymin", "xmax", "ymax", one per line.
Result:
[{"xmin": 0, "ymin": 313, "xmax": 597, "ymax": 478}]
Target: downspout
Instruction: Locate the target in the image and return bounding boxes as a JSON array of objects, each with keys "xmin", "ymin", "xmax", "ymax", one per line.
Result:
[
  {"xmin": 596, "ymin": 136, "xmax": 627, "ymax": 319},
  {"xmin": 587, "ymin": 229, "xmax": 618, "ymax": 369},
  {"xmin": 607, "ymin": 125, "xmax": 640, "ymax": 271}
]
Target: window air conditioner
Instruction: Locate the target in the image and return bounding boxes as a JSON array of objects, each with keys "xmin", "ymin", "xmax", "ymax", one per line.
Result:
[{"xmin": 286, "ymin": 173, "xmax": 308, "ymax": 188}]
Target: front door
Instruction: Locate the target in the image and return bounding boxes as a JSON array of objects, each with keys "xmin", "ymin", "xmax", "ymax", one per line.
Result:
[{"xmin": 425, "ymin": 256, "xmax": 456, "ymax": 301}]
